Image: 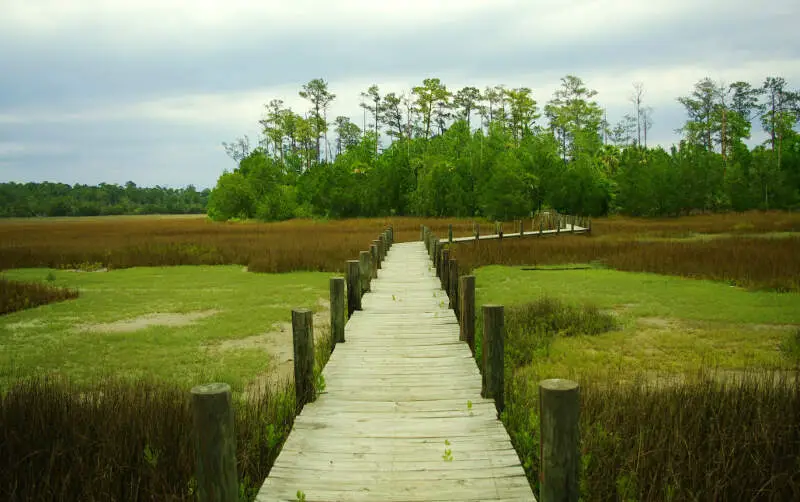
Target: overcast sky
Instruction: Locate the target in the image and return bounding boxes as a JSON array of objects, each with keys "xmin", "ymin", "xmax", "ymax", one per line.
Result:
[{"xmin": 1, "ymin": 0, "xmax": 798, "ymax": 189}]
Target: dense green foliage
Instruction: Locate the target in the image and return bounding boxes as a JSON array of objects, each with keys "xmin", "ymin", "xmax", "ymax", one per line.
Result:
[
  {"xmin": 0, "ymin": 181, "xmax": 209, "ymax": 217},
  {"xmin": 212, "ymin": 75, "xmax": 800, "ymax": 221}
]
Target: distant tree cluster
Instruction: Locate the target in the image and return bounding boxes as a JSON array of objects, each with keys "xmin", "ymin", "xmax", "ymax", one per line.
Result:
[
  {"xmin": 211, "ymin": 75, "xmax": 800, "ymax": 220},
  {"xmin": 0, "ymin": 182, "xmax": 209, "ymax": 218}
]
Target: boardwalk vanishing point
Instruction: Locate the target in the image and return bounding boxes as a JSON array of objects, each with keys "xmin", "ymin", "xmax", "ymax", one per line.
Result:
[{"xmin": 256, "ymin": 241, "xmax": 535, "ymax": 501}]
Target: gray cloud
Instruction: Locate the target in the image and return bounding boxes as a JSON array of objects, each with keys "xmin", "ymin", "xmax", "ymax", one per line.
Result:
[{"xmin": 0, "ymin": 0, "xmax": 798, "ymax": 188}]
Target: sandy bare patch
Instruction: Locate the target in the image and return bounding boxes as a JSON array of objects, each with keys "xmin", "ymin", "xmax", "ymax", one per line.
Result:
[
  {"xmin": 7, "ymin": 319, "xmax": 45, "ymax": 330},
  {"xmin": 78, "ymin": 310, "xmax": 219, "ymax": 333},
  {"xmin": 635, "ymin": 369, "xmax": 798, "ymax": 389},
  {"xmin": 212, "ymin": 298, "xmax": 331, "ymax": 399},
  {"xmin": 637, "ymin": 317, "xmax": 676, "ymax": 330}
]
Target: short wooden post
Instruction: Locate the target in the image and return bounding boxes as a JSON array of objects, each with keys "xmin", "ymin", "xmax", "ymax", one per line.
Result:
[
  {"xmin": 379, "ymin": 235, "xmax": 386, "ymax": 261},
  {"xmin": 191, "ymin": 383, "xmax": 238, "ymax": 502},
  {"xmin": 370, "ymin": 244, "xmax": 378, "ymax": 280},
  {"xmin": 482, "ymin": 305, "xmax": 504, "ymax": 413},
  {"xmin": 448, "ymin": 224, "xmax": 453, "ymax": 244},
  {"xmin": 330, "ymin": 277, "xmax": 345, "ymax": 347},
  {"xmin": 588, "ymin": 217, "xmax": 592, "ymax": 233},
  {"xmin": 346, "ymin": 260, "xmax": 361, "ymax": 316},
  {"xmin": 497, "ymin": 221, "xmax": 503, "ymax": 240},
  {"xmin": 434, "ymin": 240, "xmax": 440, "ymax": 274},
  {"xmin": 448, "ymin": 259, "xmax": 459, "ymax": 317},
  {"xmin": 420, "ymin": 225, "xmax": 424, "ymax": 241},
  {"xmin": 519, "ymin": 219, "xmax": 524, "ymax": 237},
  {"xmin": 359, "ymin": 250, "xmax": 371, "ymax": 294},
  {"xmin": 557, "ymin": 215, "xmax": 561, "ymax": 234},
  {"xmin": 540, "ymin": 218, "xmax": 544, "ymax": 234},
  {"xmin": 475, "ymin": 223, "xmax": 480, "ymax": 240},
  {"xmin": 389, "ymin": 226, "xmax": 394, "ymax": 245},
  {"xmin": 539, "ymin": 379, "xmax": 580, "ymax": 502},
  {"xmin": 459, "ymin": 276, "xmax": 475, "ymax": 351},
  {"xmin": 292, "ymin": 309, "xmax": 315, "ymax": 410},
  {"xmin": 440, "ymin": 248, "xmax": 450, "ymax": 291},
  {"xmin": 372, "ymin": 240, "xmax": 382, "ymax": 269}
]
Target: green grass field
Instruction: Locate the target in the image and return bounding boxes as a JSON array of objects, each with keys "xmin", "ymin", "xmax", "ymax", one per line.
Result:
[
  {"xmin": 474, "ymin": 265, "xmax": 800, "ymax": 379},
  {"xmin": 0, "ymin": 266, "xmax": 332, "ymax": 389}
]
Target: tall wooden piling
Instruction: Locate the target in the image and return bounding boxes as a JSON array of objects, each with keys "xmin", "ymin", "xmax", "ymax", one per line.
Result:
[
  {"xmin": 346, "ymin": 260, "xmax": 361, "ymax": 316},
  {"xmin": 459, "ymin": 275, "xmax": 475, "ymax": 351},
  {"xmin": 482, "ymin": 305, "xmax": 504, "ymax": 413},
  {"xmin": 191, "ymin": 383, "xmax": 238, "ymax": 502},
  {"xmin": 539, "ymin": 379, "xmax": 580, "ymax": 502},
  {"xmin": 330, "ymin": 277, "xmax": 345, "ymax": 347},
  {"xmin": 359, "ymin": 251, "xmax": 371, "ymax": 294}
]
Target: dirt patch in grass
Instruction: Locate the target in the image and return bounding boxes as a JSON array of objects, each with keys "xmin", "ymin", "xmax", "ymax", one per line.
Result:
[
  {"xmin": 637, "ymin": 317, "xmax": 677, "ymax": 329},
  {"xmin": 78, "ymin": 310, "xmax": 220, "ymax": 333},
  {"xmin": 212, "ymin": 298, "xmax": 331, "ymax": 397},
  {"xmin": 6, "ymin": 319, "xmax": 45, "ymax": 331}
]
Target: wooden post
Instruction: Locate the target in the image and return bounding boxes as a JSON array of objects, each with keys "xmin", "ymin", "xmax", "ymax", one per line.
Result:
[
  {"xmin": 292, "ymin": 309, "xmax": 315, "ymax": 410},
  {"xmin": 588, "ymin": 217, "xmax": 592, "ymax": 233},
  {"xmin": 497, "ymin": 221, "xmax": 503, "ymax": 240},
  {"xmin": 330, "ymin": 278, "xmax": 345, "ymax": 347},
  {"xmin": 540, "ymin": 218, "xmax": 544, "ymax": 234},
  {"xmin": 448, "ymin": 259, "xmax": 459, "ymax": 317},
  {"xmin": 359, "ymin": 251, "xmax": 371, "ymax": 294},
  {"xmin": 420, "ymin": 224, "xmax": 424, "ymax": 241},
  {"xmin": 475, "ymin": 223, "xmax": 480, "ymax": 240},
  {"xmin": 556, "ymin": 215, "xmax": 561, "ymax": 234},
  {"xmin": 370, "ymin": 244, "xmax": 378, "ymax": 280},
  {"xmin": 346, "ymin": 260, "xmax": 361, "ymax": 316},
  {"xmin": 434, "ymin": 240, "xmax": 440, "ymax": 275},
  {"xmin": 519, "ymin": 219, "xmax": 524, "ymax": 237},
  {"xmin": 372, "ymin": 239, "xmax": 382, "ymax": 269},
  {"xmin": 448, "ymin": 224, "xmax": 453, "ymax": 244},
  {"xmin": 440, "ymin": 248, "xmax": 450, "ymax": 291},
  {"xmin": 191, "ymin": 383, "xmax": 238, "ymax": 502},
  {"xmin": 378, "ymin": 235, "xmax": 386, "ymax": 261},
  {"xmin": 389, "ymin": 226, "xmax": 394, "ymax": 245},
  {"xmin": 539, "ymin": 379, "xmax": 580, "ymax": 502},
  {"xmin": 459, "ymin": 276, "xmax": 475, "ymax": 351},
  {"xmin": 482, "ymin": 305, "xmax": 504, "ymax": 413}
]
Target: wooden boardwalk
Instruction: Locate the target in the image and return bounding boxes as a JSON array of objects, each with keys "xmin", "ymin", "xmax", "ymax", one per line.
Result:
[
  {"xmin": 442, "ymin": 223, "xmax": 587, "ymax": 244},
  {"xmin": 257, "ymin": 241, "xmax": 535, "ymax": 501}
]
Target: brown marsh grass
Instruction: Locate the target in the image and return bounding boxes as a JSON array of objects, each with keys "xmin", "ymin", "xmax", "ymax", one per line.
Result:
[
  {"xmin": 0, "ymin": 277, "xmax": 79, "ymax": 315},
  {"xmin": 451, "ymin": 211, "xmax": 800, "ymax": 292}
]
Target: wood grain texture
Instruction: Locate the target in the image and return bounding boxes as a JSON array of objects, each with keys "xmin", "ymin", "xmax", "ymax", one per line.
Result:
[
  {"xmin": 191, "ymin": 383, "xmax": 238, "ymax": 502},
  {"xmin": 256, "ymin": 242, "xmax": 534, "ymax": 502}
]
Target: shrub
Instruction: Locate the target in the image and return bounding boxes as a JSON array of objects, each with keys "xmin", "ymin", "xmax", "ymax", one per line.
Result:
[{"xmin": 0, "ymin": 277, "xmax": 78, "ymax": 315}]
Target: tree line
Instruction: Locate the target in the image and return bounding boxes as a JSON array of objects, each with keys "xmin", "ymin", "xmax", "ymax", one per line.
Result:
[
  {"xmin": 210, "ymin": 75, "xmax": 800, "ymax": 220},
  {"xmin": 0, "ymin": 182, "xmax": 209, "ymax": 218}
]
